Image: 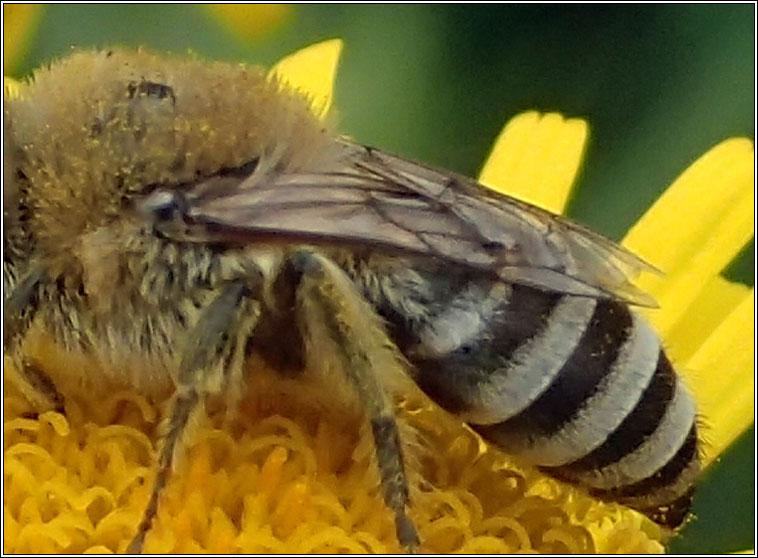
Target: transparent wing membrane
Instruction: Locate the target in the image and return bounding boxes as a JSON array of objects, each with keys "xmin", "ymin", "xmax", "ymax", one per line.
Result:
[{"xmin": 147, "ymin": 140, "xmax": 659, "ymax": 307}]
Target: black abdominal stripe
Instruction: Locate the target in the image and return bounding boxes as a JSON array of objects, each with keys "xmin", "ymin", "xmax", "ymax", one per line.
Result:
[{"xmin": 413, "ymin": 285, "xmax": 699, "ymax": 529}]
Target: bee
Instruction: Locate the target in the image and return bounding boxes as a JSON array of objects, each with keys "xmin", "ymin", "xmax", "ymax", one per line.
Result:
[{"xmin": 4, "ymin": 48, "xmax": 700, "ymax": 552}]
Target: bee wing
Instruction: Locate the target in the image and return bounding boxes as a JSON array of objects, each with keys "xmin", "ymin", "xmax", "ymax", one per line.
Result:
[{"xmin": 170, "ymin": 140, "xmax": 658, "ymax": 307}]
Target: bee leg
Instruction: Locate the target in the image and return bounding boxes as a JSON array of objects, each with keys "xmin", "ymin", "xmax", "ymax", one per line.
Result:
[
  {"xmin": 4, "ymin": 268, "xmax": 66, "ymax": 415},
  {"xmin": 370, "ymin": 417, "xmax": 421, "ymax": 553},
  {"xmin": 12, "ymin": 363, "xmax": 66, "ymax": 417},
  {"xmin": 4, "ymin": 267, "xmax": 42, "ymax": 346},
  {"xmin": 127, "ymin": 281, "xmax": 261, "ymax": 553},
  {"xmin": 290, "ymin": 250, "xmax": 421, "ymax": 552}
]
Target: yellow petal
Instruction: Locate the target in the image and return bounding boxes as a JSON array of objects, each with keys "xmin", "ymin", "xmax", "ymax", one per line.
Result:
[
  {"xmin": 661, "ymin": 276, "xmax": 754, "ymax": 465},
  {"xmin": 268, "ymin": 39, "xmax": 343, "ymax": 120},
  {"xmin": 682, "ymin": 288, "xmax": 754, "ymax": 466},
  {"xmin": 623, "ymin": 138, "xmax": 754, "ymax": 334},
  {"xmin": 207, "ymin": 4, "xmax": 292, "ymax": 41},
  {"xmin": 664, "ymin": 276, "xmax": 751, "ymax": 365},
  {"xmin": 3, "ymin": 4, "xmax": 42, "ymax": 74},
  {"xmin": 478, "ymin": 111, "xmax": 588, "ymax": 214}
]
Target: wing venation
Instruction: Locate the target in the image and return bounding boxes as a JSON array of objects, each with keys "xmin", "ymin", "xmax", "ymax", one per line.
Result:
[{"xmin": 146, "ymin": 140, "xmax": 659, "ymax": 307}]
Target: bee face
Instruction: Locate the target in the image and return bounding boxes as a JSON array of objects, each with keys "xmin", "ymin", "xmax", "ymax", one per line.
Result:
[{"xmin": 4, "ymin": 48, "xmax": 700, "ymax": 552}]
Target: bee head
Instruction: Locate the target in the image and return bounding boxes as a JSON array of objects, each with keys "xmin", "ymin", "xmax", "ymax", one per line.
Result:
[{"xmin": 3, "ymin": 48, "xmax": 333, "ymax": 260}]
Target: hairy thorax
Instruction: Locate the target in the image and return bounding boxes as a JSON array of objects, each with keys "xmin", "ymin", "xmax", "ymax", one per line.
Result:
[{"xmin": 18, "ymin": 220, "xmax": 282, "ymax": 396}]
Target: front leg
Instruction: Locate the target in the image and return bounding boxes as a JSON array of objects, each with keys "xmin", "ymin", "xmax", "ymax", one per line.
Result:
[
  {"xmin": 127, "ymin": 281, "xmax": 261, "ymax": 553},
  {"xmin": 290, "ymin": 250, "xmax": 421, "ymax": 552},
  {"xmin": 4, "ymin": 266, "xmax": 66, "ymax": 414}
]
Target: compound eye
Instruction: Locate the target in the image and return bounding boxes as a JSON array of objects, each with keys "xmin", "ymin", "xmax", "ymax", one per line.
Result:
[{"xmin": 140, "ymin": 189, "xmax": 187, "ymax": 223}]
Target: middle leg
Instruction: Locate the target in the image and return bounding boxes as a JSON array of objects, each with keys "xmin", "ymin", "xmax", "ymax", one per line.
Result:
[{"xmin": 127, "ymin": 281, "xmax": 261, "ymax": 553}]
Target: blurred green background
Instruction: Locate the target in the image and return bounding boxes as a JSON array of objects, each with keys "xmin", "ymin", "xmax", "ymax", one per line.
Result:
[{"xmin": 4, "ymin": 4, "xmax": 754, "ymax": 553}]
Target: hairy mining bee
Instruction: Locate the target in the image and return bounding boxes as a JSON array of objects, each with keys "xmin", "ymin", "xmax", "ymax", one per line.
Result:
[{"xmin": 3, "ymin": 48, "xmax": 700, "ymax": 552}]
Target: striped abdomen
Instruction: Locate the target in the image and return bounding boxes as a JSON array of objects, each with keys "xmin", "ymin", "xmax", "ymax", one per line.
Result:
[{"xmin": 394, "ymin": 281, "xmax": 700, "ymax": 529}]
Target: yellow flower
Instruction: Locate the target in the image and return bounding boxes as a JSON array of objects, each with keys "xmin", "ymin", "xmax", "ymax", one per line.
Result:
[{"xmin": 3, "ymin": 40, "xmax": 753, "ymax": 554}]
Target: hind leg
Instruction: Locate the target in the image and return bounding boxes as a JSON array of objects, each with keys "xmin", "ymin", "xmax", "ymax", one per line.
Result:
[{"xmin": 290, "ymin": 250, "xmax": 421, "ymax": 551}]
